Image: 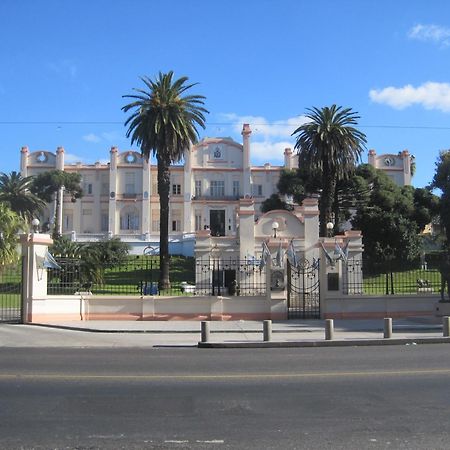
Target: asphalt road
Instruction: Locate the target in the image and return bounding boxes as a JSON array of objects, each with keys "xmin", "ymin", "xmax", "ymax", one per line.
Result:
[{"xmin": 1, "ymin": 345, "xmax": 450, "ymax": 449}]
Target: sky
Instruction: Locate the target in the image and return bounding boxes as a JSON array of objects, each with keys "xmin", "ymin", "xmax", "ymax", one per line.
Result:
[{"xmin": 1, "ymin": 0, "xmax": 450, "ymax": 188}]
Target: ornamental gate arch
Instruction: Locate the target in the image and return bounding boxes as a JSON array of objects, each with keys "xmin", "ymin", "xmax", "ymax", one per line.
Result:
[{"xmin": 287, "ymin": 258, "xmax": 320, "ymax": 319}]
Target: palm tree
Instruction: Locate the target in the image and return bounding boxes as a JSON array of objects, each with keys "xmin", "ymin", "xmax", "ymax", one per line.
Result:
[
  {"xmin": 0, "ymin": 202, "xmax": 24, "ymax": 266},
  {"xmin": 0, "ymin": 171, "xmax": 46, "ymax": 222},
  {"xmin": 122, "ymin": 71, "xmax": 208, "ymax": 289},
  {"xmin": 292, "ymin": 105, "xmax": 366, "ymax": 236},
  {"xmin": 30, "ymin": 170, "xmax": 83, "ymax": 239}
]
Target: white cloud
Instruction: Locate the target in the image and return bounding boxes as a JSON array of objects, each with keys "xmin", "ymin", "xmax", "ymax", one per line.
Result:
[
  {"xmin": 408, "ymin": 24, "xmax": 450, "ymax": 47},
  {"xmin": 218, "ymin": 113, "xmax": 308, "ymax": 139},
  {"xmin": 251, "ymin": 141, "xmax": 294, "ymax": 165},
  {"xmin": 82, "ymin": 133, "xmax": 101, "ymax": 143},
  {"xmin": 65, "ymin": 153, "xmax": 86, "ymax": 164},
  {"xmin": 47, "ymin": 59, "xmax": 78, "ymax": 79},
  {"xmin": 214, "ymin": 113, "xmax": 302, "ymax": 165},
  {"xmin": 369, "ymin": 82, "xmax": 450, "ymax": 112}
]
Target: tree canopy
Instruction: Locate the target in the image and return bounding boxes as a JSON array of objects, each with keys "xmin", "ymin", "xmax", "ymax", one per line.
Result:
[
  {"xmin": 122, "ymin": 71, "xmax": 208, "ymax": 288},
  {"xmin": 292, "ymin": 105, "xmax": 366, "ymax": 236},
  {"xmin": 0, "ymin": 171, "xmax": 46, "ymax": 222},
  {"xmin": 31, "ymin": 170, "xmax": 82, "ymax": 237}
]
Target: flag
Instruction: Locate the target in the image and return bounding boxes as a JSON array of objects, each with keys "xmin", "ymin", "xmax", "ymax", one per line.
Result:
[
  {"xmin": 276, "ymin": 241, "xmax": 283, "ymax": 267},
  {"xmin": 286, "ymin": 239, "xmax": 298, "ymax": 267},
  {"xmin": 334, "ymin": 240, "xmax": 349, "ymax": 262},
  {"xmin": 43, "ymin": 251, "xmax": 61, "ymax": 270},
  {"xmin": 312, "ymin": 257, "xmax": 320, "ymax": 270},
  {"xmin": 260, "ymin": 241, "xmax": 270, "ymax": 271},
  {"xmin": 320, "ymin": 242, "xmax": 334, "ymax": 265}
]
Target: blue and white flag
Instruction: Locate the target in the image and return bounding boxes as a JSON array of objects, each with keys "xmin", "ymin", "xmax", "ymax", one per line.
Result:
[
  {"xmin": 286, "ymin": 239, "xmax": 298, "ymax": 267},
  {"xmin": 44, "ymin": 251, "xmax": 61, "ymax": 270},
  {"xmin": 275, "ymin": 241, "xmax": 283, "ymax": 267},
  {"xmin": 260, "ymin": 241, "xmax": 270, "ymax": 271}
]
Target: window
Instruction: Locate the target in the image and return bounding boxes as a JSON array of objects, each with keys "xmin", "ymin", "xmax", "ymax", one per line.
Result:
[
  {"xmin": 125, "ymin": 172, "xmax": 135, "ymax": 194},
  {"xmin": 195, "ymin": 214, "xmax": 202, "ymax": 231},
  {"xmin": 252, "ymin": 184, "xmax": 263, "ymax": 196},
  {"xmin": 101, "ymin": 213, "xmax": 108, "ymax": 231},
  {"xmin": 233, "ymin": 180, "xmax": 240, "ymax": 197},
  {"xmin": 172, "ymin": 220, "xmax": 181, "ymax": 231},
  {"xmin": 83, "ymin": 176, "xmax": 93, "ymax": 195},
  {"xmin": 120, "ymin": 211, "xmax": 139, "ymax": 230},
  {"xmin": 210, "ymin": 180, "xmax": 225, "ymax": 197},
  {"xmin": 172, "ymin": 184, "xmax": 181, "ymax": 195},
  {"xmin": 195, "ymin": 180, "xmax": 202, "ymax": 197},
  {"xmin": 152, "ymin": 220, "xmax": 160, "ymax": 231}
]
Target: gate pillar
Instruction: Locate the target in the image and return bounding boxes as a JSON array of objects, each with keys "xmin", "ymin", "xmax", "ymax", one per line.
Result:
[
  {"xmin": 20, "ymin": 233, "xmax": 53, "ymax": 323},
  {"xmin": 319, "ymin": 238, "xmax": 344, "ymax": 319}
]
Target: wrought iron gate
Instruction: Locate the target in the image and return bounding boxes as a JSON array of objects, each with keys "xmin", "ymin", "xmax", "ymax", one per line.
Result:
[
  {"xmin": 0, "ymin": 259, "xmax": 23, "ymax": 323},
  {"xmin": 287, "ymin": 258, "xmax": 320, "ymax": 319}
]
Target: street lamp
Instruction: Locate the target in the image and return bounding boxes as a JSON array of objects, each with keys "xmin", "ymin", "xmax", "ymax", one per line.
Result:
[
  {"xmin": 272, "ymin": 221, "xmax": 279, "ymax": 238},
  {"xmin": 31, "ymin": 218, "xmax": 40, "ymax": 233},
  {"xmin": 326, "ymin": 221, "xmax": 334, "ymax": 238}
]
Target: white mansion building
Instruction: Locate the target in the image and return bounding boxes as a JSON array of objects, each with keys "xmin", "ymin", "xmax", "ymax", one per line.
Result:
[{"xmin": 20, "ymin": 124, "xmax": 413, "ymax": 253}]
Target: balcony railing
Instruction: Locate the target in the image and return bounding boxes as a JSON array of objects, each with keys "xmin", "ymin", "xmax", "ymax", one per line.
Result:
[{"xmin": 192, "ymin": 195, "xmax": 240, "ymax": 201}]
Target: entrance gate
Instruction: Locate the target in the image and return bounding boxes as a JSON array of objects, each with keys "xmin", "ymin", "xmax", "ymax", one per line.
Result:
[
  {"xmin": 0, "ymin": 259, "xmax": 23, "ymax": 323},
  {"xmin": 287, "ymin": 258, "xmax": 320, "ymax": 319}
]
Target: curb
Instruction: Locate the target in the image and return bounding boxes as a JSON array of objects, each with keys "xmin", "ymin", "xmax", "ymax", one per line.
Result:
[{"xmin": 197, "ymin": 337, "xmax": 450, "ymax": 348}]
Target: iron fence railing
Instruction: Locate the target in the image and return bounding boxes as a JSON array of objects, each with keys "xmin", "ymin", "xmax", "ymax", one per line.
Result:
[
  {"xmin": 0, "ymin": 260, "xmax": 23, "ymax": 323},
  {"xmin": 47, "ymin": 256, "xmax": 187, "ymax": 296},
  {"xmin": 195, "ymin": 257, "xmax": 266, "ymax": 296},
  {"xmin": 343, "ymin": 257, "xmax": 442, "ymax": 295}
]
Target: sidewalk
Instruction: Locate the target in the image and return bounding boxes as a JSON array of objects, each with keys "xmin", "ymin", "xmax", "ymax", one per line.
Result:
[{"xmin": 7, "ymin": 316, "xmax": 446, "ymax": 348}]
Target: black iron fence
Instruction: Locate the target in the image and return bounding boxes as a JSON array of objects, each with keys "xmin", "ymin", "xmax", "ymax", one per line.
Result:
[
  {"xmin": 195, "ymin": 257, "xmax": 266, "ymax": 296},
  {"xmin": 0, "ymin": 260, "xmax": 23, "ymax": 323},
  {"xmin": 343, "ymin": 257, "xmax": 442, "ymax": 295},
  {"xmin": 47, "ymin": 256, "xmax": 186, "ymax": 296}
]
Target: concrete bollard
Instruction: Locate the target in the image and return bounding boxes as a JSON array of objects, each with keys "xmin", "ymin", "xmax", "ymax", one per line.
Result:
[
  {"xmin": 325, "ymin": 319, "xmax": 334, "ymax": 341},
  {"xmin": 384, "ymin": 318, "xmax": 392, "ymax": 339},
  {"xmin": 263, "ymin": 320, "xmax": 272, "ymax": 342},
  {"xmin": 201, "ymin": 321, "xmax": 210, "ymax": 343},
  {"xmin": 443, "ymin": 316, "xmax": 450, "ymax": 337}
]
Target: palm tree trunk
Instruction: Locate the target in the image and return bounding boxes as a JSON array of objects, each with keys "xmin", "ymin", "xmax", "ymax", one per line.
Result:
[
  {"xmin": 157, "ymin": 154, "xmax": 171, "ymax": 289},
  {"xmin": 319, "ymin": 162, "xmax": 336, "ymax": 237}
]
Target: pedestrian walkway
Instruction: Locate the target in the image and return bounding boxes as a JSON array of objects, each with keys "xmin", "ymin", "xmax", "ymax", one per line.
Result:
[{"xmin": 0, "ymin": 316, "xmax": 448, "ymax": 348}]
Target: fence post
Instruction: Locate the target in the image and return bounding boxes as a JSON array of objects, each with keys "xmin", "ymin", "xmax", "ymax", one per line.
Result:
[
  {"xmin": 201, "ymin": 321, "xmax": 210, "ymax": 343},
  {"xmin": 325, "ymin": 319, "xmax": 334, "ymax": 340},
  {"xmin": 443, "ymin": 316, "xmax": 450, "ymax": 337},
  {"xmin": 384, "ymin": 317, "xmax": 392, "ymax": 338},
  {"xmin": 263, "ymin": 320, "xmax": 272, "ymax": 342}
]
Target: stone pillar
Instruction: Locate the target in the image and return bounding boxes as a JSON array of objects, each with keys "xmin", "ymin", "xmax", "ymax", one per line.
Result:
[
  {"xmin": 108, "ymin": 147, "xmax": 118, "ymax": 235},
  {"xmin": 20, "ymin": 233, "xmax": 53, "ymax": 323},
  {"xmin": 368, "ymin": 149, "xmax": 376, "ymax": 168},
  {"xmin": 56, "ymin": 146, "xmax": 65, "ymax": 170},
  {"xmin": 183, "ymin": 145, "xmax": 193, "ymax": 233},
  {"xmin": 20, "ymin": 146, "xmax": 29, "ymax": 177},
  {"xmin": 241, "ymin": 124, "xmax": 252, "ymax": 197},
  {"xmin": 237, "ymin": 197, "xmax": 255, "ymax": 260},
  {"xmin": 402, "ymin": 149, "xmax": 412, "ymax": 186},
  {"xmin": 284, "ymin": 148, "xmax": 293, "ymax": 170},
  {"xmin": 142, "ymin": 156, "xmax": 151, "ymax": 239}
]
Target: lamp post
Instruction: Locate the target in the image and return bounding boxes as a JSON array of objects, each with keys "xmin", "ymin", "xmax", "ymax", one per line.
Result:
[
  {"xmin": 31, "ymin": 218, "xmax": 40, "ymax": 234},
  {"xmin": 272, "ymin": 221, "xmax": 279, "ymax": 238},
  {"xmin": 326, "ymin": 221, "xmax": 334, "ymax": 238}
]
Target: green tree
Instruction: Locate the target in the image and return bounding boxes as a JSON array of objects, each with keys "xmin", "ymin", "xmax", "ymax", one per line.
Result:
[
  {"xmin": 431, "ymin": 150, "xmax": 450, "ymax": 244},
  {"xmin": 0, "ymin": 171, "xmax": 46, "ymax": 222},
  {"xmin": 351, "ymin": 166, "xmax": 438, "ymax": 269},
  {"xmin": 292, "ymin": 105, "xmax": 366, "ymax": 236},
  {"xmin": 0, "ymin": 203, "xmax": 24, "ymax": 266},
  {"xmin": 260, "ymin": 193, "xmax": 293, "ymax": 213},
  {"xmin": 30, "ymin": 170, "xmax": 82, "ymax": 238},
  {"xmin": 122, "ymin": 71, "xmax": 208, "ymax": 288}
]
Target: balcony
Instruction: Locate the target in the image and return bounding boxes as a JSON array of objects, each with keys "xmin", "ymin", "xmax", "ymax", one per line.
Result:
[
  {"xmin": 122, "ymin": 193, "xmax": 138, "ymax": 199},
  {"xmin": 192, "ymin": 195, "xmax": 240, "ymax": 201}
]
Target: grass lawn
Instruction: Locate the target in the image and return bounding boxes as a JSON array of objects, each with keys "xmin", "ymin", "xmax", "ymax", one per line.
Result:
[{"xmin": 362, "ymin": 268, "xmax": 442, "ymax": 295}]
